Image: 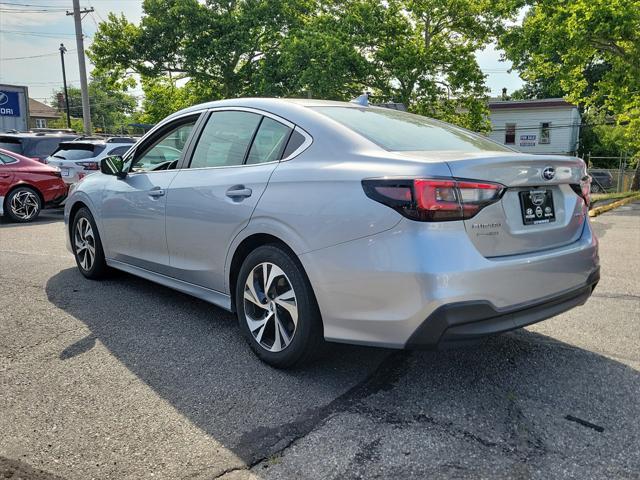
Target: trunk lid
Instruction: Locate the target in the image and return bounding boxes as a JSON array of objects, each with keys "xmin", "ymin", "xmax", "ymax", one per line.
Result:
[{"xmin": 398, "ymin": 151, "xmax": 588, "ymax": 257}]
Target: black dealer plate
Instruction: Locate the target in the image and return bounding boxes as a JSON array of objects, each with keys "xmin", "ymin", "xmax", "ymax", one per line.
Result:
[{"xmin": 519, "ymin": 189, "xmax": 556, "ymax": 225}]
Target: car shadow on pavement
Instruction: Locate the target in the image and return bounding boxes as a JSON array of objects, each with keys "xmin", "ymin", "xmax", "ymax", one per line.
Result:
[{"xmin": 45, "ymin": 267, "xmax": 640, "ymax": 476}]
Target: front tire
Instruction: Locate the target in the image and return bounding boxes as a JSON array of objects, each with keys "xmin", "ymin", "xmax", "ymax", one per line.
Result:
[
  {"xmin": 72, "ymin": 207, "xmax": 108, "ymax": 279},
  {"xmin": 4, "ymin": 186, "xmax": 41, "ymax": 223},
  {"xmin": 235, "ymin": 245, "xmax": 323, "ymax": 368}
]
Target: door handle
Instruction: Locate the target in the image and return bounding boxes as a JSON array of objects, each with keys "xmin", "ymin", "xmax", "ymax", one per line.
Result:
[
  {"xmin": 0, "ymin": 174, "xmax": 10, "ymax": 178},
  {"xmin": 148, "ymin": 188, "xmax": 166, "ymax": 198},
  {"xmin": 226, "ymin": 186, "xmax": 252, "ymax": 199}
]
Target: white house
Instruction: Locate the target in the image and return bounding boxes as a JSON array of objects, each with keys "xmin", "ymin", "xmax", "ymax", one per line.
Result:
[{"xmin": 487, "ymin": 98, "xmax": 581, "ymax": 156}]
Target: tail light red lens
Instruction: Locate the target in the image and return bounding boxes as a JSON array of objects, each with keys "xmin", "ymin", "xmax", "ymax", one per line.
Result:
[
  {"xmin": 362, "ymin": 178, "xmax": 505, "ymax": 221},
  {"xmin": 76, "ymin": 161, "xmax": 99, "ymax": 171}
]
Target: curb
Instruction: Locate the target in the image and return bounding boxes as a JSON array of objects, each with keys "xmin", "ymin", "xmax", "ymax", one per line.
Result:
[{"xmin": 589, "ymin": 194, "xmax": 640, "ymax": 217}]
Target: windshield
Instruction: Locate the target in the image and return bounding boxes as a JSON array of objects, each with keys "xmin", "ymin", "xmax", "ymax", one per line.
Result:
[{"xmin": 312, "ymin": 106, "xmax": 512, "ymax": 153}]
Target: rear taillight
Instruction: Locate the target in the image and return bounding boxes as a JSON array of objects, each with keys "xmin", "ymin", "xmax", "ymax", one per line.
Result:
[
  {"xmin": 76, "ymin": 161, "xmax": 99, "ymax": 170},
  {"xmin": 571, "ymin": 176, "xmax": 591, "ymax": 207},
  {"xmin": 362, "ymin": 178, "xmax": 505, "ymax": 222}
]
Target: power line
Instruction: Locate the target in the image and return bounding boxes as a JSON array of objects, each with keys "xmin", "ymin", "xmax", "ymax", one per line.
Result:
[
  {"xmin": 1, "ymin": 49, "xmax": 76, "ymax": 60},
  {"xmin": 0, "ymin": 7, "xmax": 68, "ymax": 13},
  {"xmin": 0, "ymin": 29, "xmax": 80, "ymax": 38},
  {"xmin": 0, "ymin": 1, "xmax": 69, "ymax": 6}
]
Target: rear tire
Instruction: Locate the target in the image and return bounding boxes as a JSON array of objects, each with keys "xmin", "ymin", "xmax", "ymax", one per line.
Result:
[
  {"xmin": 235, "ymin": 245, "xmax": 324, "ymax": 368},
  {"xmin": 4, "ymin": 186, "xmax": 41, "ymax": 223},
  {"xmin": 71, "ymin": 207, "xmax": 108, "ymax": 279}
]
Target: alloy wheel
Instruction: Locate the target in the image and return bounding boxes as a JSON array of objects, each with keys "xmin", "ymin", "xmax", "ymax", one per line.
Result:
[
  {"xmin": 243, "ymin": 262, "xmax": 298, "ymax": 352},
  {"xmin": 74, "ymin": 217, "xmax": 96, "ymax": 271},
  {"xmin": 10, "ymin": 190, "xmax": 39, "ymax": 221}
]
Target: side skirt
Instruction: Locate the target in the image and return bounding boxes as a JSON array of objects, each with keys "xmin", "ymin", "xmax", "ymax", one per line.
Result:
[{"xmin": 106, "ymin": 258, "xmax": 232, "ymax": 311}]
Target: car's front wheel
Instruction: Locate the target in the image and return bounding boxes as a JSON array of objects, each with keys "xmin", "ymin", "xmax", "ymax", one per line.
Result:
[
  {"xmin": 235, "ymin": 245, "xmax": 323, "ymax": 368},
  {"xmin": 72, "ymin": 207, "xmax": 108, "ymax": 279},
  {"xmin": 4, "ymin": 186, "xmax": 41, "ymax": 223}
]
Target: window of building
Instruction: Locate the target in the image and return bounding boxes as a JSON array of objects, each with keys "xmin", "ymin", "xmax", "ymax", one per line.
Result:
[
  {"xmin": 504, "ymin": 123, "xmax": 516, "ymax": 145},
  {"xmin": 540, "ymin": 122, "xmax": 551, "ymax": 144},
  {"xmin": 35, "ymin": 118, "xmax": 47, "ymax": 128}
]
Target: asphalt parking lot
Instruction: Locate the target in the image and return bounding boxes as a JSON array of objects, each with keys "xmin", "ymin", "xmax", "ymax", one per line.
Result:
[{"xmin": 1, "ymin": 203, "xmax": 639, "ymax": 480}]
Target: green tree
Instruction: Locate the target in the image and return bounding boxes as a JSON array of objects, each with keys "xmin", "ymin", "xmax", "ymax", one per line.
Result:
[
  {"xmin": 50, "ymin": 74, "xmax": 138, "ymax": 133},
  {"xmin": 500, "ymin": 0, "xmax": 640, "ymax": 165},
  {"xmin": 90, "ymin": 0, "xmax": 522, "ymax": 131}
]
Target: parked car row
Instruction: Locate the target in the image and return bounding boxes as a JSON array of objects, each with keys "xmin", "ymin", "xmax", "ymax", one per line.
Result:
[
  {"xmin": 46, "ymin": 137, "xmax": 136, "ymax": 184},
  {"xmin": 0, "ymin": 133, "xmax": 138, "ymax": 222}
]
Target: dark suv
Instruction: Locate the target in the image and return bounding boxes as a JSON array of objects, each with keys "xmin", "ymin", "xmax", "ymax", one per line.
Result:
[
  {"xmin": 589, "ymin": 170, "xmax": 614, "ymax": 193},
  {"xmin": 0, "ymin": 132, "xmax": 79, "ymax": 163}
]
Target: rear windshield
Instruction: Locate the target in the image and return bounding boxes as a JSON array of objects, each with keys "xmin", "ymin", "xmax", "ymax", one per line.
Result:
[
  {"xmin": 312, "ymin": 106, "xmax": 512, "ymax": 152},
  {"xmin": 0, "ymin": 139, "xmax": 23, "ymax": 154},
  {"xmin": 52, "ymin": 145, "xmax": 104, "ymax": 160}
]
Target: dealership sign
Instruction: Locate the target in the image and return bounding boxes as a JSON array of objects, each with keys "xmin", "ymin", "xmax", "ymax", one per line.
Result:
[
  {"xmin": 519, "ymin": 134, "xmax": 536, "ymax": 147},
  {"xmin": 0, "ymin": 91, "xmax": 21, "ymax": 117}
]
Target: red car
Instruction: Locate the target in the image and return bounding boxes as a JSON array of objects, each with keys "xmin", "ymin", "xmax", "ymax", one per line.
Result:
[{"xmin": 0, "ymin": 148, "xmax": 68, "ymax": 223}]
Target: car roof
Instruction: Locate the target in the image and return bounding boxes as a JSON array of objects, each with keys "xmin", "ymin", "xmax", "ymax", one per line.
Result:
[
  {"xmin": 167, "ymin": 97, "xmax": 360, "ymax": 122},
  {"xmin": 0, "ymin": 132, "xmax": 78, "ymax": 139}
]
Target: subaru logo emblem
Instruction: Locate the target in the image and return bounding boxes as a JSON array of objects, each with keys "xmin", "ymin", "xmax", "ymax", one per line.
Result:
[
  {"xmin": 542, "ymin": 166, "xmax": 555, "ymax": 181},
  {"xmin": 0, "ymin": 92, "xmax": 8, "ymax": 106}
]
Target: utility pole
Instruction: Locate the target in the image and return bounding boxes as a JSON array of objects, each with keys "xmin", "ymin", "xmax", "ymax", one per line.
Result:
[
  {"xmin": 58, "ymin": 43, "xmax": 71, "ymax": 129},
  {"xmin": 67, "ymin": 1, "xmax": 94, "ymax": 134}
]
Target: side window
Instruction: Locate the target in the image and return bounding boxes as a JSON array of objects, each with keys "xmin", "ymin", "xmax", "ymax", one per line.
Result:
[
  {"xmin": 245, "ymin": 117, "xmax": 291, "ymax": 165},
  {"xmin": 282, "ymin": 130, "xmax": 306, "ymax": 158},
  {"xmin": 189, "ymin": 111, "xmax": 261, "ymax": 169},
  {"xmin": 0, "ymin": 153, "xmax": 18, "ymax": 165},
  {"xmin": 108, "ymin": 146, "xmax": 131, "ymax": 157},
  {"xmin": 131, "ymin": 120, "xmax": 196, "ymax": 172}
]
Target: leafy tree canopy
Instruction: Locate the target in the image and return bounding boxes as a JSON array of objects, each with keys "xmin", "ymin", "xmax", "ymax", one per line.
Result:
[
  {"xmin": 89, "ymin": 0, "xmax": 523, "ymax": 130},
  {"xmin": 500, "ymin": 0, "xmax": 640, "ymax": 157},
  {"xmin": 49, "ymin": 73, "xmax": 138, "ymax": 133}
]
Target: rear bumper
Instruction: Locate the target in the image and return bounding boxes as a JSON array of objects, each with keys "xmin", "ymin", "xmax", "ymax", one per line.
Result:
[
  {"xmin": 300, "ymin": 217, "xmax": 599, "ymax": 349},
  {"xmin": 407, "ymin": 267, "xmax": 599, "ymax": 348}
]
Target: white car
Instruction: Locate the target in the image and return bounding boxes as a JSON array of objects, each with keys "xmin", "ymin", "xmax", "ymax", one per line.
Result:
[{"xmin": 46, "ymin": 137, "xmax": 137, "ymax": 184}]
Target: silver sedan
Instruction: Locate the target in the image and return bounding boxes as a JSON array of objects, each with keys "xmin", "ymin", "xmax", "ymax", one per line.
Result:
[{"xmin": 64, "ymin": 98, "xmax": 599, "ymax": 367}]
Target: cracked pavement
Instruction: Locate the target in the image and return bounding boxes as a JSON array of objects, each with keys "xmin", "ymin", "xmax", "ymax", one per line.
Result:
[{"xmin": 1, "ymin": 202, "xmax": 639, "ymax": 479}]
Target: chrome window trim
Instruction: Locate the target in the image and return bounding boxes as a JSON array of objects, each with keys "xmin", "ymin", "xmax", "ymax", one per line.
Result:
[{"xmin": 123, "ymin": 105, "xmax": 313, "ymax": 175}]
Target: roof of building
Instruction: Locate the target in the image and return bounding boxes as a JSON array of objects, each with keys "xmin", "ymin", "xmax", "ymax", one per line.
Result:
[
  {"xmin": 28, "ymin": 98, "xmax": 60, "ymax": 119},
  {"xmin": 488, "ymin": 98, "xmax": 576, "ymax": 110}
]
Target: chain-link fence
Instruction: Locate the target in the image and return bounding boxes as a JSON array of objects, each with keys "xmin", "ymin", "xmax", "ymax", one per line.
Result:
[
  {"xmin": 587, "ymin": 168, "xmax": 636, "ymax": 193},
  {"xmin": 584, "ymin": 154, "xmax": 638, "ymax": 193}
]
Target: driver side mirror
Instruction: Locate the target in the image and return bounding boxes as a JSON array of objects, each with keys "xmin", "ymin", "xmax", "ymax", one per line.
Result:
[{"xmin": 100, "ymin": 156, "xmax": 127, "ymax": 179}]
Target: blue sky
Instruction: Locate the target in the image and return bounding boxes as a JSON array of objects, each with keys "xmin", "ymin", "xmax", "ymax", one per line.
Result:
[{"xmin": 0, "ymin": 0, "xmax": 524, "ymax": 105}]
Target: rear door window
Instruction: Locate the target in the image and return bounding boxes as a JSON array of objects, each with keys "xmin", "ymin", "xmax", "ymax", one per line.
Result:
[{"xmin": 245, "ymin": 117, "xmax": 291, "ymax": 165}]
